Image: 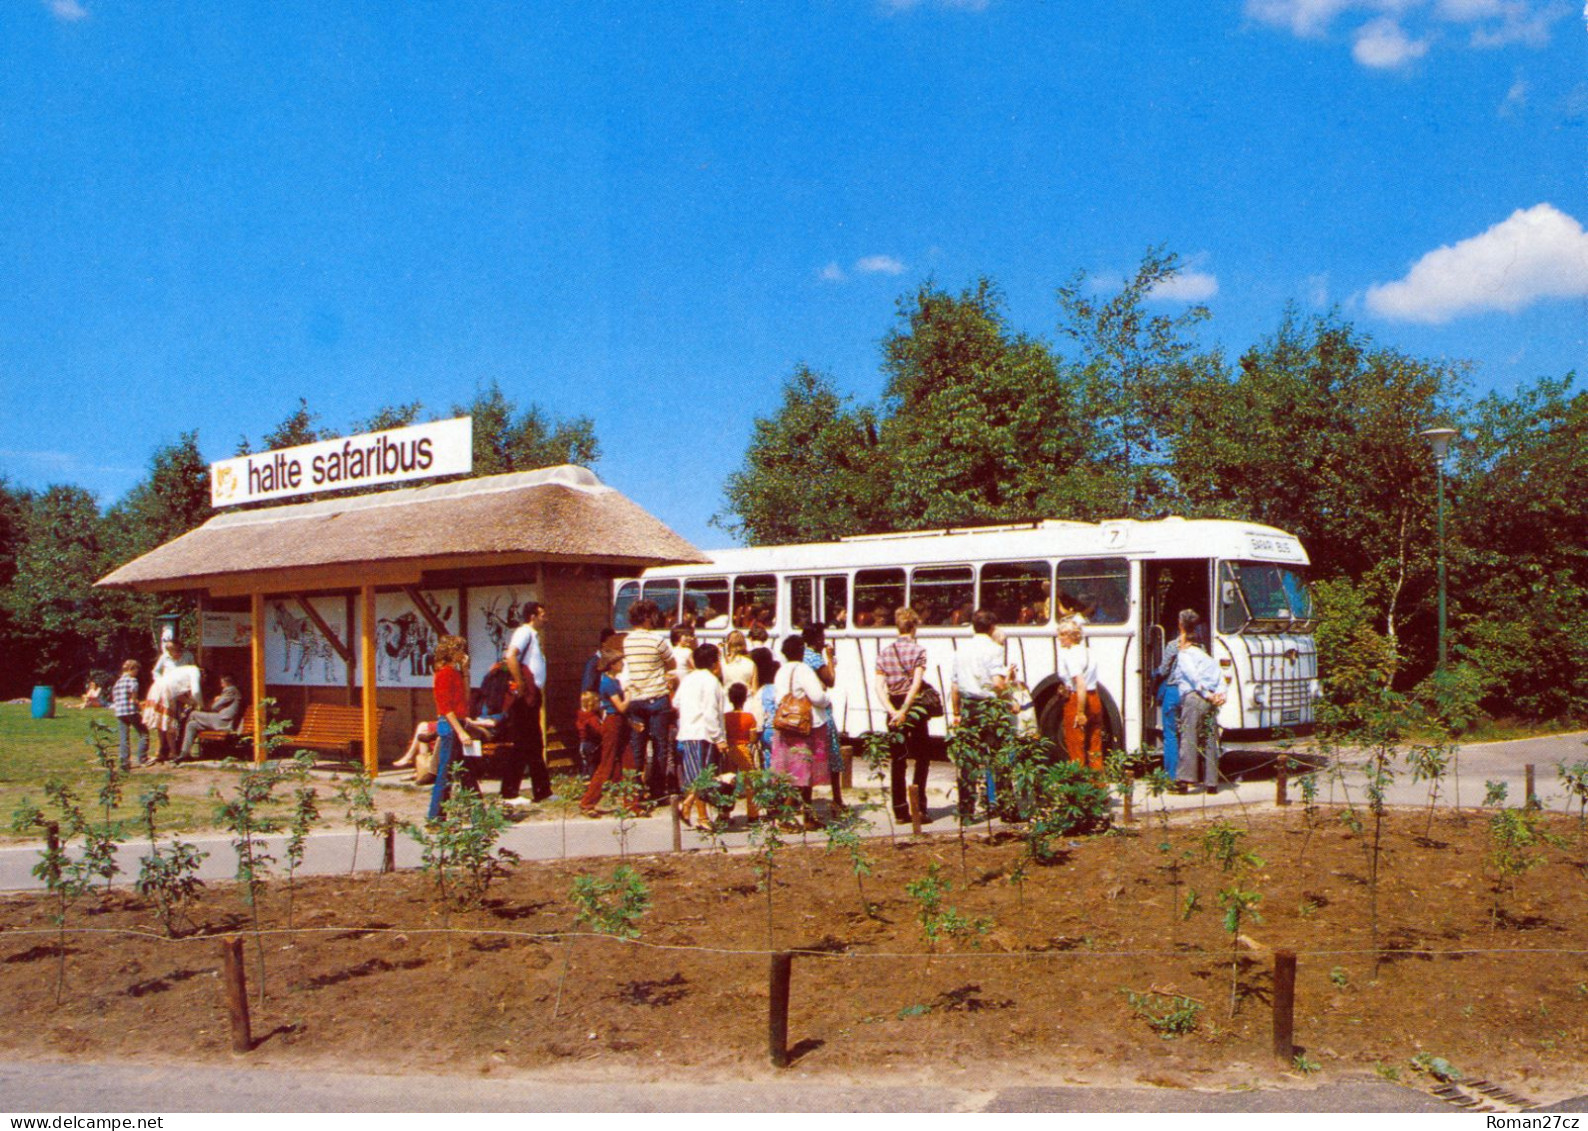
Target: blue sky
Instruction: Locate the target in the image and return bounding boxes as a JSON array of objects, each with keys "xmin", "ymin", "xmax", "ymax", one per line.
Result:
[{"xmin": 2, "ymin": 0, "xmax": 1583, "ymax": 549}]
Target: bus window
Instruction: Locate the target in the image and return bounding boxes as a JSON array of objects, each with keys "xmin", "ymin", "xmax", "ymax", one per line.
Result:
[
  {"xmin": 613, "ymin": 581, "xmax": 640, "ymax": 631},
  {"xmin": 732, "ymin": 574, "xmax": 777, "ymax": 630},
  {"xmin": 911, "ymin": 565, "xmax": 974, "ymax": 627},
  {"xmin": 1057, "ymin": 558, "xmax": 1129, "ymax": 625},
  {"xmin": 822, "ymin": 575, "xmax": 849, "ymax": 630},
  {"xmin": 683, "ymin": 577, "xmax": 730, "ymax": 629},
  {"xmin": 853, "ymin": 568, "xmax": 905, "ymax": 628},
  {"xmin": 980, "ymin": 561, "xmax": 1052, "ymax": 626},
  {"xmin": 643, "ymin": 580, "xmax": 681, "ymax": 625},
  {"xmin": 789, "ymin": 578, "xmax": 814, "ymax": 629},
  {"xmin": 790, "ymin": 575, "xmax": 849, "ymax": 631}
]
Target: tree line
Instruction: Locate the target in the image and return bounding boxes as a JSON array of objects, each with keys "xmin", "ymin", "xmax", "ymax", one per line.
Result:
[
  {"xmin": 718, "ymin": 251, "xmax": 1586, "ymax": 724},
  {"xmin": 0, "ymin": 382, "xmax": 597, "ymax": 698}
]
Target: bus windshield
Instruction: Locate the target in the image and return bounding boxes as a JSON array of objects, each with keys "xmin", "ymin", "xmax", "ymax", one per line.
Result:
[{"xmin": 1219, "ymin": 562, "xmax": 1314, "ymax": 632}]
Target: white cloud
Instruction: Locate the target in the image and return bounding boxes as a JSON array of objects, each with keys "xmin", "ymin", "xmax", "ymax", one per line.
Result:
[
  {"xmin": 855, "ymin": 254, "xmax": 907, "ymax": 276},
  {"xmin": 1498, "ymin": 76, "xmax": 1529, "ymax": 114},
  {"xmin": 1246, "ymin": 0, "xmax": 1563, "ymax": 64},
  {"xmin": 1353, "ymin": 17, "xmax": 1431, "ymax": 65},
  {"xmin": 1306, "ymin": 273, "xmax": 1332, "ymax": 307},
  {"xmin": 818, "ymin": 262, "xmax": 846, "ymax": 283},
  {"xmin": 1365, "ymin": 203, "xmax": 1588, "ymax": 322},
  {"xmin": 1245, "ymin": 0, "xmax": 1393, "ymax": 37},
  {"xmin": 47, "ymin": 0, "xmax": 88, "ymax": 20},
  {"xmin": 1148, "ymin": 270, "xmax": 1219, "ymax": 302}
]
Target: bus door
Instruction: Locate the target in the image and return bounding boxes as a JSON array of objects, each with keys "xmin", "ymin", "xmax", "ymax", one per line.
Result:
[{"xmin": 1141, "ymin": 560, "xmax": 1214, "ymax": 736}]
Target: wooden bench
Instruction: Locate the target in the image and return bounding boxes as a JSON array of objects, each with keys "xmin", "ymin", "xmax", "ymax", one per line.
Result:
[
  {"xmin": 279, "ymin": 702, "xmax": 393, "ymax": 763},
  {"xmin": 192, "ymin": 709, "xmax": 251, "ymax": 759}
]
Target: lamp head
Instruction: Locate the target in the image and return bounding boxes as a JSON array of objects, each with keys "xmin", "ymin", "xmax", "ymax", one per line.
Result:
[{"xmin": 1419, "ymin": 426, "xmax": 1458, "ymax": 460}]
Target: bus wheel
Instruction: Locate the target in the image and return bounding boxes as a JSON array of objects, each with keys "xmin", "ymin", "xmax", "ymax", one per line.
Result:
[
  {"xmin": 1040, "ymin": 689, "xmax": 1125, "ymax": 765},
  {"xmin": 1096, "ymin": 686, "xmax": 1125, "ymax": 758},
  {"xmin": 1037, "ymin": 694, "xmax": 1068, "ymax": 762}
]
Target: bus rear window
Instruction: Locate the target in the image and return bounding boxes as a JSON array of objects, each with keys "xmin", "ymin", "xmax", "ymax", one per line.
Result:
[
  {"xmin": 643, "ymin": 580, "xmax": 680, "ymax": 625},
  {"xmin": 911, "ymin": 565, "xmax": 974, "ymax": 627},
  {"xmin": 1057, "ymin": 558, "xmax": 1129, "ymax": 625},
  {"xmin": 853, "ymin": 569, "xmax": 905, "ymax": 628},
  {"xmin": 980, "ymin": 561, "xmax": 1052, "ymax": 626},
  {"xmin": 613, "ymin": 581, "xmax": 639, "ymax": 630},
  {"xmin": 732, "ymin": 574, "xmax": 777, "ymax": 629}
]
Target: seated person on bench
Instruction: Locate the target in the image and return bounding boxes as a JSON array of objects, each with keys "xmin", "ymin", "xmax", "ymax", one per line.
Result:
[{"xmin": 178, "ymin": 674, "xmax": 244, "ymax": 761}]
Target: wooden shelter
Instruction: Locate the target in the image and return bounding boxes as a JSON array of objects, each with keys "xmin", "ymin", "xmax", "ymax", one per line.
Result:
[{"xmin": 96, "ymin": 465, "xmax": 708, "ymax": 772}]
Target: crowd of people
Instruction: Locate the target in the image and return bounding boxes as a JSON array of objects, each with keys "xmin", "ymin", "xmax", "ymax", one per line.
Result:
[{"xmin": 412, "ymin": 595, "xmax": 1224, "ymax": 828}]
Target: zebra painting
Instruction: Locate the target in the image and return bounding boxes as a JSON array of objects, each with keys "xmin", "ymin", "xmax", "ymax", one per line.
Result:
[{"xmin": 271, "ymin": 602, "xmax": 338, "ymax": 683}]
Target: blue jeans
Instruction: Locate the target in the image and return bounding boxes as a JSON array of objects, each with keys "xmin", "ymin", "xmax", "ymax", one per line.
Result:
[
  {"xmin": 1160, "ymin": 684, "xmax": 1182, "ymax": 779},
  {"xmin": 426, "ymin": 720, "xmax": 480, "ymax": 820},
  {"xmin": 628, "ymin": 696, "xmax": 674, "ymax": 798},
  {"xmin": 117, "ymin": 716, "xmax": 148, "ymax": 770}
]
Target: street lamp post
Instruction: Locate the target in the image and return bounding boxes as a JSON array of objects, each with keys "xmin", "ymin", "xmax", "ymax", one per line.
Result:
[{"xmin": 1419, "ymin": 427, "xmax": 1458, "ymax": 670}]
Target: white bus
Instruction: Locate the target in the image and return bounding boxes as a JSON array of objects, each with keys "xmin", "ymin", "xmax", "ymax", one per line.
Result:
[{"xmin": 611, "ymin": 517, "xmax": 1319, "ymax": 759}]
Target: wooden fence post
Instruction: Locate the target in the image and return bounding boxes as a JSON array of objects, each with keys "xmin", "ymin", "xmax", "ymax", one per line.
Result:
[
  {"xmin": 670, "ymin": 796, "xmax": 683, "ymax": 852},
  {"xmin": 220, "ymin": 937, "xmax": 252, "ymax": 1054},
  {"xmin": 1122, "ymin": 771, "xmax": 1135, "ymax": 824},
  {"xmin": 1272, "ymin": 948, "xmax": 1297, "ymax": 1064},
  {"xmin": 381, "ymin": 812, "xmax": 396, "ymax": 874},
  {"xmin": 769, "ymin": 952, "xmax": 793, "ymax": 1068},
  {"xmin": 1276, "ymin": 754, "xmax": 1290, "ymax": 807},
  {"xmin": 909, "ymin": 785, "xmax": 925, "ymax": 836},
  {"xmin": 1526, "ymin": 764, "xmax": 1536, "ymax": 809}
]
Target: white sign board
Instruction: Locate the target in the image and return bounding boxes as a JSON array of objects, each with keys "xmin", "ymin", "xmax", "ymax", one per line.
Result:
[
  {"xmin": 200, "ymin": 611, "xmax": 253, "ymax": 649},
  {"xmin": 372, "ymin": 589, "xmax": 460, "ymax": 688},
  {"xmin": 210, "ymin": 417, "xmax": 473, "ymax": 507}
]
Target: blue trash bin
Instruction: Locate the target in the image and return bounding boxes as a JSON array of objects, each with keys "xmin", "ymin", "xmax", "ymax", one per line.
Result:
[{"xmin": 31, "ymin": 685, "xmax": 56, "ymax": 719}]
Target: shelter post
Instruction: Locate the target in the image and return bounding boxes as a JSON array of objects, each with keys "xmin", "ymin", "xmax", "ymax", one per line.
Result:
[
  {"xmin": 250, "ymin": 593, "xmax": 267, "ymax": 763},
  {"xmin": 361, "ymin": 584, "xmax": 379, "ymax": 775}
]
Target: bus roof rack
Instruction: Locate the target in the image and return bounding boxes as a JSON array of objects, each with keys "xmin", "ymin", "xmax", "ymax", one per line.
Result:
[{"xmin": 837, "ymin": 518, "xmax": 1093, "ymax": 543}]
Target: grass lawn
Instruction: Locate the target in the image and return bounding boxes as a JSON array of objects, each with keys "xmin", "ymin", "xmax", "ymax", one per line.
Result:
[{"xmin": 0, "ymin": 702, "xmax": 226, "ymax": 837}]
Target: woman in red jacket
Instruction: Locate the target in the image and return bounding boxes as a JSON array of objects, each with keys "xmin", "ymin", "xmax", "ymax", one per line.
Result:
[{"xmin": 427, "ymin": 634, "xmax": 480, "ymax": 820}]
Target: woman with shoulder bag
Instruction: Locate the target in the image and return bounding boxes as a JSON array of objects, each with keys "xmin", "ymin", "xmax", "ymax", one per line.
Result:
[{"xmin": 770, "ymin": 633, "xmax": 830, "ymax": 827}]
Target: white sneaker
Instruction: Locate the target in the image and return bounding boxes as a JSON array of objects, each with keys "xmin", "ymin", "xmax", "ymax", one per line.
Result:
[{"xmin": 501, "ymin": 796, "xmax": 533, "ymax": 809}]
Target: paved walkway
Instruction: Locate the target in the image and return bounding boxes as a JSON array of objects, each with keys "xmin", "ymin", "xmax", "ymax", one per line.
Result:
[{"xmin": 1, "ymin": 731, "xmax": 1584, "ymax": 893}]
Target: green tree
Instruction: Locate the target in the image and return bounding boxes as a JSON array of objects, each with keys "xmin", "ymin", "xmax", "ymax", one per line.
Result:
[
  {"xmin": 97, "ymin": 433, "xmax": 213, "ymax": 665},
  {"xmin": 1451, "ymin": 375, "xmax": 1588, "ymax": 718},
  {"xmin": 452, "ymin": 380, "xmax": 600, "ymax": 474},
  {"xmin": 1055, "ymin": 247, "xmax": 1215, "ymax": 516},
  {"xmin": 716, "ymin": 366, "xmax": 891, "ymax": 544},
  {"xmin": 1173, "ymin": 313, "xmax": 1461, "ymax": 651},
  {"xmin": 879, "ymin": 279, "xmax": 1098, "ymax": 526},
  {"xmin": 1, "ymin": 485, "xmax": 108, "ymax": 688}
]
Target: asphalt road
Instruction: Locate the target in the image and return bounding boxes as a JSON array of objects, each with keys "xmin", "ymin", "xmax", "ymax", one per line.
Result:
[{"xmin": 0, "ymin": 1059, "xmax": 1465, "ymax": 1113}]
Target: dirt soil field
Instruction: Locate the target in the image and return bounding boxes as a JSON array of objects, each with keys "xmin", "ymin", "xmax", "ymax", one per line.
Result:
[{"xmin": 2, "ymin": 805, "xmax": 1585, "ymax": 1104}]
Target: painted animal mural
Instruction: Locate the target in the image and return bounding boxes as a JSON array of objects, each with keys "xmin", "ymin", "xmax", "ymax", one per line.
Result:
[
  {"xmin": 271, "ymin": 602, "xmax": 338, "ymax": 683},
  {"xmin": 376, "ymin": 594, "xmax": 454, "ymax": 681},
  {"xmin": 482, "ymin": 592, "xmax": 529, "ymax": 658}
]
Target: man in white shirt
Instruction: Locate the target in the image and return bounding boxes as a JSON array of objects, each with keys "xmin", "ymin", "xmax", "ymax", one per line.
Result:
[
  {"xmin": 951, "ymin": 609, "xmax": 1013, "ymax": 818},
  {"xmin": 1174, "ymin": 625, "xmax": 1226, "ymax": 793},
  {"xmin": 502, "ymin": 601, "xmax": 553, "ymax": 805},
  {"xmin": 675, "ymin": 643, "xmax": 728, "ymax": 825}
]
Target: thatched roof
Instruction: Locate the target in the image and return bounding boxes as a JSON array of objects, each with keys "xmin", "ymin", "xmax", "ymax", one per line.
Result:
[{"xmin": 97, "ymin": 465, "xmax": 708, "ymax": 593}]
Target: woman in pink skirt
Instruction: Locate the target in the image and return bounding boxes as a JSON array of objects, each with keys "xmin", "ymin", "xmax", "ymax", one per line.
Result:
[{"xmin": 770, "ymin": 634, "xmax": 830, "ymax": 823}]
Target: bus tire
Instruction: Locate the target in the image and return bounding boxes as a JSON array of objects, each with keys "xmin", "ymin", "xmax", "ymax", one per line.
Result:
[
  {"xmin": 1037, "ymin": 693, "xmax": 1068, "ymax": 762},
  {"xmin": 1038, "ymin": 687, "xmax": 1125, "ymax": 763}
]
